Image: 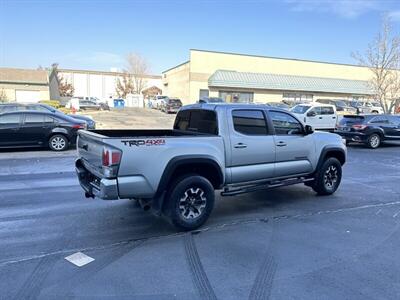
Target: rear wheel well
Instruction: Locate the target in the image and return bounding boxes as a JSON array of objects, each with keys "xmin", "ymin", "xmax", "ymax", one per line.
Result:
[
  {"xmin": 369, "ymin": 131, "xmax": 384, "ymax": 138},
  {"xmin": 49, "ymin": 133, "xmax": 69, "ymax": 142},
  {"xmin": 324, "ymin": 150, "xmax": 345, "ymax": 166},
  {"xmin": 168, "ymin": 163, "xmax": 223, "ymax": 190}
]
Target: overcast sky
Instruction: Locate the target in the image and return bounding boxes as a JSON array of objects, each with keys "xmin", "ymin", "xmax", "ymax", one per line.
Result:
[{"xmin": 1, "ymin": 0, "xmax": 399, "ymax": 74}]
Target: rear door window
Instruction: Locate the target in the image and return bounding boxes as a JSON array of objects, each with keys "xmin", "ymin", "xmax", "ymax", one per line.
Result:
[
  {"xmin": 309, "ymin": 107, "xmax": 322, "ymax": 115},
  {"xmin": 321, "ymin": 106, "xmax": 334, "ymax": 115},
  {"xmin": 24, "ymin": 114, "xmax": 45, "ymax": 124},
  {"xmin": 232, "ymin": 110, "xmax": 268, "ymax": 135},
  {"xmin": 370, "ymin": 116, "xmax": 389, "ymax": 124},
  {"xmin": 174, "ymin": 109, "xmax": 218, "ymax": 135}
]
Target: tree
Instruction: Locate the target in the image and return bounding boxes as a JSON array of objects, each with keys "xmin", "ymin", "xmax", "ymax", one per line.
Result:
[
  {"xmin": 115, "ymin": 53, "xmax": 150, "ymax": 98},
  {"xmin": 115, "ymin": 72, "xmax": 135, "ymax": 98},
  {"xmin": 58, "ymin": 74, "xmax": 74, "ymax": 97},
  {"xmin": 126, "ymin": 52, "xmax": 149, "ymax": 94},
  {"xmin": 0, "ymin": 88, "xmax": 8, "ymax": 102},
  {"xmin": 352, "ymin": 17, "xmax": 400, "ymax": 114},
  {"xmin": 51, "ymin": 63, "xmax": 74, "ymax": 97}
]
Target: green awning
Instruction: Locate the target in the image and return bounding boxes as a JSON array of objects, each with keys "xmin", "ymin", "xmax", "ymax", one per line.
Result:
[{"xmin": 208, "ymin": 70, "xmax": 373, "ymax": 95}]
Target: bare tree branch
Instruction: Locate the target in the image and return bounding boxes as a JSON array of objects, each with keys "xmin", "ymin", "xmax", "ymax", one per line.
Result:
[
  {"xmin": 352, "ymin": 17, "xmax": 400, "ymax": 113},
  {"xmin": 115, "ymin": 53, "xmax": 150, "ymax": 98}
]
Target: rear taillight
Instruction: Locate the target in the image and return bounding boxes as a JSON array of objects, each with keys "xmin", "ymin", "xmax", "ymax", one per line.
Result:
[
  {"xmin": 102, "ymin": 148, "xmax": 121, "ymax": 166},
  {"xmin": 352, "ymin": 124, "xmax": 367, "ymax": 130},
  {"xmin": 102, "ymin": 147, "xmax": 122, "ymax": 178}
]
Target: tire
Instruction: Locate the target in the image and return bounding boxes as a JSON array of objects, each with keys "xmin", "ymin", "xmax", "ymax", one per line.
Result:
[
  {"xmin": 166, "ymin": 175, "xmax": 215, "ymax": 231},
  {"xmin": 311, "ymin": 157, "xmax": 342, "ymax": 195},
  {"xmin": 49, "ymin": 134, "xmax": 69, "ymax": 151},
  {"xmin": 367, "ymin": 133, "xmax": 381, "ymax": 149},
  {"xmin": 371, "ymin": 110, "xmax": 378, "ymax": 114}
]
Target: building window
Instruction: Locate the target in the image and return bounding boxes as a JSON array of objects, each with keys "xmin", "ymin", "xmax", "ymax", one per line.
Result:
[
  {"xmin": 219, "ymin": 91, "xmax": 254, "ymax": 103},
  {"xmin": 199, "ymin": 89, "xmax": 209, "ymax": 100},
  {"xmin": 282, "ymin": 93, "xmax": 313, "ymax": 104}
]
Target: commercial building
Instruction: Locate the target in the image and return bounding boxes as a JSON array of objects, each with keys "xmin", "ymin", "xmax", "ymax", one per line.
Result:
[
  {"xmin": 0, "ymin": 68, "xmax": 59, "ymax": 102},
  {"xmin": 58, "ymin": 69, "xmax": 163, "ymax": 100},
  {"xmin": 162, "ymin": 49, "xmax": 376, "ymax": 105}
]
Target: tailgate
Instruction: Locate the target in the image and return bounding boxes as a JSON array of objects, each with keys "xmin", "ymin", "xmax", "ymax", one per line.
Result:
[{"xmin": 77, "ymin": 130, "xmax": 108, "ymax": 177}]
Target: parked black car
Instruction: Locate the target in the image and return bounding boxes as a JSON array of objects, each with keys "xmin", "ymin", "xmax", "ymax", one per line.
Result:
[
  {"xmin": 0, "ymin": 103, "xmax": 96, "ymax": 129},
  {"xmin": 0, "ymin": 111, "xmax": 86, "ymax": 151},
  {"xmin": 161, "ymin": 98, "xmax": 182, "ymax": 113},
  {"xmin": 335, "ymin": 114, "xmax": 400, "ymax": 148}
]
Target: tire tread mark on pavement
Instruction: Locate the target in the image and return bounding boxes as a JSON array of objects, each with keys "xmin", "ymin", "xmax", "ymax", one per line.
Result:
[
  {"xmin": 248, "ymin": 254, "xmax": 277, "ymax": 300},
  {"xmin": 184, "ymin": 233, "xmax": 217, "ymax": 300},
  {"xmin": 58, "ymin": 240, "xmax": 145, "ymax": 297},
  {"xmin": 13, "ymin": 254, "xmax": 60, "ymax": 300}
]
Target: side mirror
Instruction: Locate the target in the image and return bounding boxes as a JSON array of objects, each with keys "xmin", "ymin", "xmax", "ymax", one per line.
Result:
[
  {"xmin": 305, "ymin": 125, "xmax": 314, "ymax": 135},
  {"xmin": 307, "ymin": 111, "xmax": 316, "ymax": 117}
]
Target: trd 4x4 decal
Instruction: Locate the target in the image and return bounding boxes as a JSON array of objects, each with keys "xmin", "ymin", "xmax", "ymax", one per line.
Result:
[{"xmin": 121, "ymin": 139, "xmax": 166, "ymax": 147}]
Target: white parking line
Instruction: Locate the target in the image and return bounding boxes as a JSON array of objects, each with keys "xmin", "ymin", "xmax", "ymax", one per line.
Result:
[{"xmin": 65, "ymin": 252, "xmax": 95, "ymax": 267}]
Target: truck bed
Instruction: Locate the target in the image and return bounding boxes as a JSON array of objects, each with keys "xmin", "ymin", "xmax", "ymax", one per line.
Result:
[{"xmin": 86, "ymin": 129, "xmax": 215, "ymax": 138}]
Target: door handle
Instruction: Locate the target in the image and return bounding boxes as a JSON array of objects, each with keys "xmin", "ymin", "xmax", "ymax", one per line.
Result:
[
  {"xmin": 332, "ymin": 116, "xmax": 336, "ymax": 119},
  {"xmin": 277, "ymin": 141, "xmax": 287, "ymax": 147},
  {"xmin": 319, "ymin": 117, "xmax": 323, "ymax": 119},
  {"xmin": 234, "ymin": 143, "xmax": 247, "ymax": 149}
]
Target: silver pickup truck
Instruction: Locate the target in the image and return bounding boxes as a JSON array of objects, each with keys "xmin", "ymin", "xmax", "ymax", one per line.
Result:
[{"xmin": 76, "ymin": 104, "xmax": 346, "ymax": 230}]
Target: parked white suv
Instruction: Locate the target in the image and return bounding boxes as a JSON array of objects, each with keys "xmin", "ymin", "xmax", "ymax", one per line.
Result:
[
  {"xmin": 291, "ymin": 103, "xmax": 337, "ymax": 130},
  {"xmin": 151, "ymin": 95, "xmax": 169, "ymax": 109}
]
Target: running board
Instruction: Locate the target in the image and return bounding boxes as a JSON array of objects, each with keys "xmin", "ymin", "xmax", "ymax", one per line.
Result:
[{"xmin": 221, "ymin": 177, "xmax": 315, "ymax": 196}]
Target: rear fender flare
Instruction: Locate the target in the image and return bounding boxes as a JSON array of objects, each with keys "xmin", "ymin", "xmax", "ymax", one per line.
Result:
[{"xmin": 151, "ymin": 155, "xmax": 224, "ymax": 214}]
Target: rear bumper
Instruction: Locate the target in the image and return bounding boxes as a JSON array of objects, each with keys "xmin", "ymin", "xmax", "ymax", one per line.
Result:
[
  {"xmin": 165, "ymin": 107, "xmax": 180, "ymax": 113},
  {"xmin": 75, "ymin": 159, "xmax": 118, "ymax": 200},
  {"xmin": 335, "ymin": 131, "xmax": 368, "ymax": 143}
]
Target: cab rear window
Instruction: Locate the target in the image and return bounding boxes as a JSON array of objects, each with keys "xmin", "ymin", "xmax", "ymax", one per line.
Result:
[{"xmin": 174, "ymin": 109, "xmax": 218, "ymax": 135}]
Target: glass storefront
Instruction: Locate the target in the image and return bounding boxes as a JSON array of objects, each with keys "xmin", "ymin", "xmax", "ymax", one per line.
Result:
[
  {"xmin": 282, "ymin": 92, "xmax": 313, "ymax": 103},
  {"xmin": 219, "ymin": 91, "xmax": 254, "ymax": 103}
]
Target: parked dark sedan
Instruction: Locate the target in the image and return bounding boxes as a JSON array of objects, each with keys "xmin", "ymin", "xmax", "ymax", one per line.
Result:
[
  {"xmin": 0, "ymin": 103, "xmax": 96, "ymax": 129},
  {"xmin": 335, "ymin": 114, "xmax": 400, "ymax": 148},
  {"xmin": 0, "ymin": 111, "xmax": 86, "ymax": 151},
  {"xmin": 161, "ymin": 98, "xmax": 182, "ymax": 113}
]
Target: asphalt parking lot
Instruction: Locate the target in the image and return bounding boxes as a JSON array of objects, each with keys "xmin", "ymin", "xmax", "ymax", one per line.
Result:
[{"xmin": 0, "ymin": 143, "xmax": 399, "ymax": 299}]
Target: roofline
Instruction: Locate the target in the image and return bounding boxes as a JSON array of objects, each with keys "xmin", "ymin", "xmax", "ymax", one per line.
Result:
[
  {"xmin": 58, "ymin": 68, "xmax": 162, "ymax": 79},
  {"xmin": 190, "ymin": 49, "xmax": 367, "ymax": 69},
  {"xmin": 162, "ymin": 61, "xmax": 190, "ymax": 74},
  {"xmin": 0, "ymin": 80, "xmax": 48, "ymax": 86}
]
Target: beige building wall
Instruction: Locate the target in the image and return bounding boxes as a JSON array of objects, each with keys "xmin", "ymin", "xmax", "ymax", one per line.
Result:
[
  {"xmin": 163, "ymin": 62, "xmax": 191, "ymax": 104},
  {"xmin": 163, "ymin": 49, "xmax": 387, "ymax": 104},
  {"xmin": 0, "ymin": 84, "xmax": 50, "ymax": 101},
  {"xmin": 189, "ymin": 49, "xmax": 371, "ymax": 81}
]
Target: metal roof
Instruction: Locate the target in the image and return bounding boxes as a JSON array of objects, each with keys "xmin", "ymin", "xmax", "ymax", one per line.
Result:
[
  {"xmin": 208, "ymin": 70, "xmax": 373, "ymax": 95},
  {"xmin": 0, "ymin": 68, "xmax": 49, "ymax": 85}
]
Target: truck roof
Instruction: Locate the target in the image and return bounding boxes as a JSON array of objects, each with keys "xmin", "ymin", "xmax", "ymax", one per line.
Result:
[{"xmin": 181, "ymin": 102, "xmax": 288, "ymax": 112}]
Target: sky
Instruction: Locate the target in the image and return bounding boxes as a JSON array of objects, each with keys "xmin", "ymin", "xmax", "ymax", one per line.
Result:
[{"xmin": 0, "ymin": 0, "xmax": 399, "ymax": 74}]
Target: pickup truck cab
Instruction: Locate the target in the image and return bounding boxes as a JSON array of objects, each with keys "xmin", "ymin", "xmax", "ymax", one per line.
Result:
[
  {"xmin": 76, "ymin": 104, "xmax": 346, "ymax": 230},
  {"xmin": 291, "ymin": 103, "xmax": 337, "ymax": 131}
]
